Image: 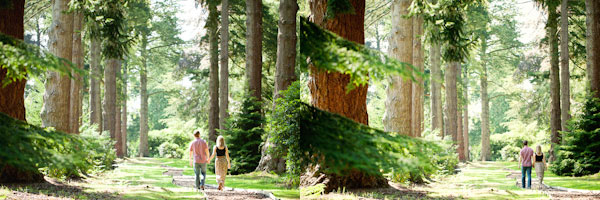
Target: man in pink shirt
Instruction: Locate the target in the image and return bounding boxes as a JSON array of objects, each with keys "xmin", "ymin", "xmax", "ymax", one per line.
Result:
[
  {"xmin": 519, "ymin": 140, "xmax": 534, "ymax": 189},
  {"xmin": 189, "ymin": 130, "xmax": 210, "ymax": 190}
]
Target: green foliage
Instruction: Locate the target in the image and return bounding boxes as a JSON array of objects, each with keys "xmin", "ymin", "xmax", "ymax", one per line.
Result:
[
  {"xmin": 0, "ymin": 113, "xmax": 115, "ymax": 179},
  {"xmin": 300, "ymin": 183, "xmax": 325, "ymax": 199},
  {"xmin": 326, "ymin": 0, "xmax": 355, "ymax": 19},
  {"xmin": 220, "ymin": 92, "xmax": 264, "ymax": 175},
  {"xmin": 299, "ymin": 17, "xmax": 419, "ymax": 91},
  {"xmin": 551, "ymin": 97, "xmax": 600, "ymax": 176},
  {"xmin": 0, "ymin": 33, "xmax": 80, "ymax": 87},
  {"xmin": 146, "ymin": 118, "xmax": 196, "ymax": 158},
  {"xmin": 268, "ymin": 81, "xmax": 302, "ymax": 176}
]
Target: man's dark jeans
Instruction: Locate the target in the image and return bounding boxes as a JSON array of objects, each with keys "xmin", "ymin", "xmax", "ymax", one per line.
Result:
[{"xmin": 521, "ymin": 166, "xmax": 532, "ymax": 188}]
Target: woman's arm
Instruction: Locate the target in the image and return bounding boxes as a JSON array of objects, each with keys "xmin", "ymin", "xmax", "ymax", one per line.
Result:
[
  {"xmin": 208, "ymin": 146, "xmax": 216, "ymax": 163},
  {"xmin": 226, "ymin": 147, "xmax": 231, "ymax": 169}
]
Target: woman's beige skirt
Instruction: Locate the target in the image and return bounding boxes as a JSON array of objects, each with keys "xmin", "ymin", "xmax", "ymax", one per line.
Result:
[
  {"xmin": 215, "ymin": 156, "xmax": 228, "ymax": 184},
  {"xmin": 534, "ymin": 162, "xmax": 545, "ymax": 184}
]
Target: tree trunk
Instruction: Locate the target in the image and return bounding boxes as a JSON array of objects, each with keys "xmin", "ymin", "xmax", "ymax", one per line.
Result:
[
  {"xmin": 0, "ymin": 0, "xmax": 26, "ymax": 121},
  {"xmin": 0, "ymin": 0, "xmax": 45, "ymax": 183},
  {"xmin": 139, "ymin": 36, "xmax": 149, "ymax": 157},
  {"xmin": 42, "ymin": 0, "xmax": 73, "ymax": 133},
  {"xmin": 412, "ymin": 16, "xmax": 424, "ymax": 137},
  {"xmin": 587, "ymin": 0, "xmax": 600, "ymax": 97},
  {"xmin": 548, "ymin": 4, "xmax": 562, "ymax": 161},
  {"xmin": 430, "ymin": 41, "xmax": 443, "ymax": 138},
  {"xmin": 89, "ymin": 31, "xmax": 102, "ymax": 133},
  {"xmin": 257, "ymin": 0, "xmax": 298, "ymax": 173},
  {"xmin": 70, "ymin": 11, "xmax": 83, "ymax": 134},
  {"xmin": 480, "ymin": 40, "xmax": 491, "ymax": 161},
  {"xmin": 457, "ymin": 64, "xmax": 465, "ymax": 162},
  {"xmin": 560, "ymin": 0, "xmax": 570, "ymax": 132},
  {"xmin": 208, "ymin": 3, "xmax": 219, "ymax": 144},
  {"xmin": 219, "ymin": 0, "xmax": 230, "ymax": 130},
  {"xmin": 115, "ymin": 60, "xmax": 123, "ymax": 158},
  {"xmin": 103, "ymin": 58, "xmax": 118, "ymax": 145},
  {"xmin": 383, "ymin": 0, "xmax": 412, "ymax": 134},
  {"xmin": 463, "ymin": 65, "xmax": 469, "ymax": 161},
  {"xmin": 304, "ymin": 0, "xmax": 387, "ymax": 192},
  {"xmin": 121, "ymin": 62, "xmax": 128, "ymax": 157},
  {"xmin": 445, "ymin": 62, "xmax": 458, "ymax": 144},
  {"xmin": 246, "ymin": 0, "xmax": 262, "ymax": 100}
]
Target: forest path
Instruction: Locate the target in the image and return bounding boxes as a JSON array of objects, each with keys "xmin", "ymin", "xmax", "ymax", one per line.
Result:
[
  {"xmin": 163, "ymin": 167, "xmax": 278, "ymax": 200},
  {"xmin": 508, "ymin": 169, "xmax": 600, "ymax": 199}
]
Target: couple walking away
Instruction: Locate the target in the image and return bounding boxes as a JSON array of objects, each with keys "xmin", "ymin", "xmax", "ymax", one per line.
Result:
[
  {"xmin": 189, "ymin": 130, "xmax": 231, "ymax": 191},
  {"xmin": 519, "ymin": 140, "xmax": 547, "ymax": 189}
]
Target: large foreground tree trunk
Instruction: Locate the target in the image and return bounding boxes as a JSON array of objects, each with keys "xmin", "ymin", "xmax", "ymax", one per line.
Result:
[
  {"xmin": 304, "ymin": 0, "xmax": 387, "ymax": 192},
  {"xmin": 89, "ymin": 32, "xmax": 102, "ymax": 133},
  {"xmin": 208, "ymin": 3, "xmax": 219, "ymax": 144},
  {"xmin": 587, "ymin": 0, "xmax": 600, "ymax": 97},
  {"xmin": 246, "ymin": 0, "xmax": 262, "ymax": 100},
  {"xmin": 70, "ymin": 11, "xmax": 83, "ymax": 134},
  {"xmin": 41, "ymin": 0, "xmax": 73, "ymax": 133},
  {"xmin": 548, "ymin": 4, "xmax": 562, "ymax": 161},
  {"xmin": 412, "ymin": 16, "xmax": 424, "ymax": 137},
  {"xmin": 480, "ymin": 39, "xmax": 491, "ymax": 161},
  {"xmin": 430, "ymin": 41, "xmax": 443, "ymax": 138},
  {"xmin": 0, "ymin": 0, "xmax": 26, "ymax": 121},
  {"xmin": 0, "ymin": 0, "xmax": 44, "ymax": 183},
  {"xmin": 445, "ymin": 62, "xmax": 458, "ymax": 144},
  {"xmin": 219, "ymin": 0, "xmax": 230, "ymax": 130},
  {"xmin": 257, "ymin": 0, "xmax": 298, "ymax": 173},
  {"xmin": 383, "ymin": 0, "xmax": 412, "ymax": 135},
  {"xmin": 104, "ymin": 59, "xmax": 118, "ymax": 146},
  {"xmin": 115, "ymin": 61, "xmax": 123, "ymax": 157},
  {"xmin": 139, "ymin": 36, "xmax": 149, "ymax": 157}
]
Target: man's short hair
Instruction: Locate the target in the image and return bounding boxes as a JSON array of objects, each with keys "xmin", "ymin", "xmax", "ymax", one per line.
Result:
[
  {"xmin": 193, "ymin": 130, "xmax": 200, "ymax": 137},
  {"xmin": 523, "ymin": 140, "xmax": 528, "ymax": 146}
]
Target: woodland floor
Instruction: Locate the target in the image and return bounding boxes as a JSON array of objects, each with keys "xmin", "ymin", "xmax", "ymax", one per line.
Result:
[
  {"xmin": 0, "ymin": 158, "xmax": 299, "ymax": 200},
  {"xmin": 305, "ymin": 161, "xmax": 600, "ymax": 200}
]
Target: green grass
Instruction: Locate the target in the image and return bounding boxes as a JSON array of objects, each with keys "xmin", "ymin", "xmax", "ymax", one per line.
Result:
[
  {"xmin": 82, "ymin": 157, "xmax": 299, "ymax": 199},
  {"xmin": 496, "ymin": 161, "xmax": 600, "ymax": 190}
]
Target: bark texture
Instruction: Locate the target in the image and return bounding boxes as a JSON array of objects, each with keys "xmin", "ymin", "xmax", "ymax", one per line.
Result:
[
  {"xmin": 0, "ymin": 0, "xmax": 26, "ymax": 121},
  {"xmin": 457, "ymin": 64, "xmax": 465, "ymax": 162},
  {"xmin": 70, "ymin": 11, "xmax": 83, "ymax": 134},
  {"xmin": 219, "ymin": 0, "xmax": 230, "ymax": 130},
  {"xmin": 246, "ymin": 0, "xmax": 262, "ymax": 100},
  {"xmin": 480, "ymin": 40, "xmax": 491, "ymax": 161},
  {"xmin": 430, "ymin": 41, "xmax": 443, "ymax": 138},
  {"xmin": 115, "ymin": 61, "xmax": 123, "ymax": 157},
  {"xmin": 383, "ymin": 0, "xmax": 412, "ymax": 134},
  {"xmin": 304, "ymin": 0, "xmax": 387, "ymax": 192},
  {"xmin": 139, "ymin": 36, "xmax": 149, "ymax": 157},
  {"xmin": 41, "ymin": 0, "xmax": 73, "ymax": 133},
  {"xmin": 0, "ymin": 0, "xmax": 45, "ymax": 183},
  {"xmin": 445, "ymin": 62, "xmax": 458, "ymax": 144},
  {"xmin": 121, "ymin": 63, "xmax": 128, "ymax": 157},
  {"xmin": 560, "ymin": 0, "xmax": 570, "ymax": 132},
  {"xmin": 89, "ymin": 33, "xmax": 102, "ymax": 133},
  {"xmin": 587, "ymin": 0, "xmax": 600, "ymax": 97},
  {"xmin": 463, "ymin": 65, "xmax": 469, "ymax": 161},
  {"xmin": 411, "ymin": 16, "xmax": 424, "ymax": 137},
  {"xmin": 257, "ymin": 0, "xmax": 298, "ymax": 173},
  {"xmin": 208, "ymin": 3, "xmax": 219, "ymax": 144},
  {"xmin": 548, "ymin": 4, "xmax": 562, "ymax": 161},
  {"xmin": 103, "ymin": 59, "xmax": 118, "ymax": 146}
]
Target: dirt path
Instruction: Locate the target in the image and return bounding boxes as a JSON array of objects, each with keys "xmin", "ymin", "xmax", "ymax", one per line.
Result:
[
  {"xmin": 163, "ymin": 167, "xmax": 276, "ymax": 200},
  {"xmin": 507, "ymin": 169, "xmax": 600, "ymax": 199}
]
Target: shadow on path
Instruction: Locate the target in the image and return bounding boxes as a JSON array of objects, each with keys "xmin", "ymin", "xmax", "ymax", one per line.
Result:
[{"xmin": 1, "ymin": 177, "xmax": 121, "ymax": 200}]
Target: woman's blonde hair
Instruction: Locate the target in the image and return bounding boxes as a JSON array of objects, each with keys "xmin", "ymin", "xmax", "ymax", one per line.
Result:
[
  {"xmin": 216, "ymin": 135, "xmax": 226, "ymax": 148},
  {"xmin": 536, "ymin": 145, "xmax": 542, "ymax": 154}
]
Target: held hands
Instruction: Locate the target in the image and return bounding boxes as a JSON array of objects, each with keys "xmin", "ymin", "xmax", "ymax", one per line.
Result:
[{"xmin": 228, "ymin": 163, "xmax": 231, "ymax": 169}]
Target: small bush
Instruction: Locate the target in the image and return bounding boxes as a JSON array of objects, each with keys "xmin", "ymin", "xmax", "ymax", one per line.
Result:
[{"xmin": 159, "ymin": 142, "xmax": 183, "ymax": 158}]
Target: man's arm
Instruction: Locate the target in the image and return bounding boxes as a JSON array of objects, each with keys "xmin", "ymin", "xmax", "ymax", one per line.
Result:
[
  {"xmin": 518, "ymin": 151, "xmax": 522, "ymax": 167},
  {"xmin": 189, "ymin": 150, "xmax": 193, "ymax": 167},
  {"xmin": 205, "ymin": 145, "xmax": 210, "ymax": 162}
]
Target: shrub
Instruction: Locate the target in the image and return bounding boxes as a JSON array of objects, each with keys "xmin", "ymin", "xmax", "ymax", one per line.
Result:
[
  {"xmin": 220, "ymin": 92, "xmax": 264, "ymax": 175},
  {"xmin": 159, "ymin": 142, "xmax": 183, "ymax": 158},
  {"xmin": 551, "ymin": 97, "xmax": 600, "ymax": 176}
]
